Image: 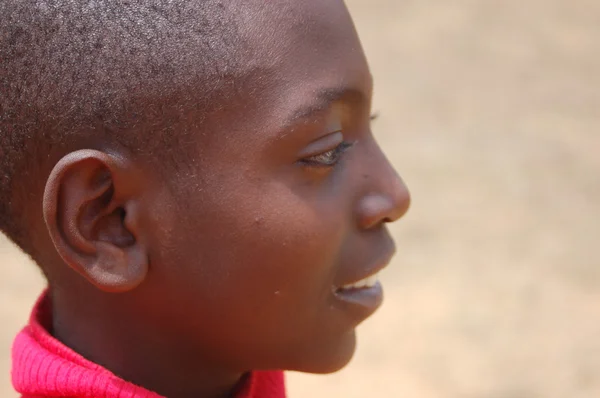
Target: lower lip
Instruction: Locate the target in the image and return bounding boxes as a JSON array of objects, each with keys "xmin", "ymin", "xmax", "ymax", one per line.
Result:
[{"xmin": 332, "ymin": 282, "xmax": 384, "ymax": 320}]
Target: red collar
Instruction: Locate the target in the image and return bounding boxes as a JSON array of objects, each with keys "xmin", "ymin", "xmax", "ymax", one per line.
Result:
[{"xmin": 12, "ymin": 291, "xmax": 286, "ymax": 398}]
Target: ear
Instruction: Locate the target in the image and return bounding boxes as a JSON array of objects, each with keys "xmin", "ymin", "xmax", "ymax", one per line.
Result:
[{"xmin": 43, "ymin": 149, "xmax": 148, "ymax": 292}]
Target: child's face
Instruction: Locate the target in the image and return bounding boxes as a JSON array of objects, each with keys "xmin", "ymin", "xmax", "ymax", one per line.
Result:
[{"xmin": 138, "ymin": 0, "xmax": 410, "ymax": 373}]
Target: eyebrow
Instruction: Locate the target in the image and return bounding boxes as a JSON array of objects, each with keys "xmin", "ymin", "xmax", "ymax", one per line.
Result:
[{"xmin": 285, "ymin": 84, "xmax": 371, "ymax": 126}]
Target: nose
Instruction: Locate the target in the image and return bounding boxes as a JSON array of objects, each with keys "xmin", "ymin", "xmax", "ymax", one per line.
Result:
[{"xmin": 355, "ymin": 143, "xmax": 411, "ymax": 230}]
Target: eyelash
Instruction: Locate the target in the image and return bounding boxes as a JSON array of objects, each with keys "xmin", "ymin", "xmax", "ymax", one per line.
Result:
[
  {"xmin": 300, "ymin": 141, "xmax": 355, "ymax": 168},
  {"xmin": 299, "ymin": 112, "xmax": 377, "ymax": 168}
]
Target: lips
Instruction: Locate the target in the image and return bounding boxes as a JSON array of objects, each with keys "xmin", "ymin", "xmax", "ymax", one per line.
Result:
[
  {"xmin": 333, "ymin": 281, "xmax": 384, "ymax": 318},
  {"xmin": 330, "ymin": 241, "xmax": 396, "ymax": 320},
  {"xmin": 333, "ymin": 243, "xmax": 396, "ymax": 291}
]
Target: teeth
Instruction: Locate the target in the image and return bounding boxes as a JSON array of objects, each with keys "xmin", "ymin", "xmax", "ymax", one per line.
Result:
[
  {"xmin": 340, "ymin": 273, "xmax": 379, "ymax": 290},
  {"xmin": 365, "ymin": 274, "xmax": 378, "ymax": 287}
]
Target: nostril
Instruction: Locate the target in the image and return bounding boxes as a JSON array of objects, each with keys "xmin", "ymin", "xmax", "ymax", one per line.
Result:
[{"xmin": 356, "ymin": 179, "xmax": 410, "ymax": 230}]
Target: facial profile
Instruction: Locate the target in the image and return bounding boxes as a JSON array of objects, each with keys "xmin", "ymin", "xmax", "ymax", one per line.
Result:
[
  {"xmin": 122, "ymin": 0, "xmax": 411, "ymax": 374},
  {"xmin": 30, "ymin": 0, "xmax": 410, "ymax": 390}
]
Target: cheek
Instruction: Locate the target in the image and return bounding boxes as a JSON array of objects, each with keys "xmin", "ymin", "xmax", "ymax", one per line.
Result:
[
  {"xmin": 146, "ymin": 161, "xmax": 362, "ymax": 372},
  {"xmin": 175, "ymin": 179, "xmax": 349, "ymax": 356},
  {"xmin": 204, "ymin": 180, "xmax": 345, "ymax": 312}
]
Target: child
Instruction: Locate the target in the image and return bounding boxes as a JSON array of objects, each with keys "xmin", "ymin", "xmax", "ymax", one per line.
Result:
[{"xmin": 1, "ymin": 0, "xmax": 410, "ymax": 397}]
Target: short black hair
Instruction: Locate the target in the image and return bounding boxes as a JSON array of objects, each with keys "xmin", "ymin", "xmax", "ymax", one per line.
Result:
[{"xmin": 1, "ymin": 0, "xmax": 247, "ymax": 256}]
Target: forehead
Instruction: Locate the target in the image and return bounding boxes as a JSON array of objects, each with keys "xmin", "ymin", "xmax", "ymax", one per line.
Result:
[
  {"xmin": 242, "ymin": 0, "xmax": 368, "ymax": 82},
  {"xmin": 215, "ymin": 0, "xmax": 372, "ymax": 134},
  {"xmin": 142, "ymin": 0, "xmax": 372, "ymax": 158}
]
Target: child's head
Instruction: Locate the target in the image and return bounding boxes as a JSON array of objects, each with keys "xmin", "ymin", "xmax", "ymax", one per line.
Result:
[{"xmin": 1, "ymin": 0, "xmax": 409, "ymax": 378}]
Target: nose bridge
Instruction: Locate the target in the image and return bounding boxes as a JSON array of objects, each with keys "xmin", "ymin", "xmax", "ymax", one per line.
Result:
[{"xmin": 355, "ymin": 138, "xmax": 411, "ymax": 229}]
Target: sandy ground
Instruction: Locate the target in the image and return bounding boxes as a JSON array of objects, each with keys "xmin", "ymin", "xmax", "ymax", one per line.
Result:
[{"xmin": 2, "ymin": 0, "xmax": 599, "ymax": 397}]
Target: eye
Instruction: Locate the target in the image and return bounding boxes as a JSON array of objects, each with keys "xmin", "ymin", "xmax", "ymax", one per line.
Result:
[{"xmin": 299, "ymin": 141, "xmax": 355, "ymax": 168}]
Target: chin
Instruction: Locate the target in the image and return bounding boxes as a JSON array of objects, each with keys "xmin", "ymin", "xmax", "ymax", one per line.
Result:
[{"xmin": 290, "ymin": 329, "xmax": 357, "ymax": 374}]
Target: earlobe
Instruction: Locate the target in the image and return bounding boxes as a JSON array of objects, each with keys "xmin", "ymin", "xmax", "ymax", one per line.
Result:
[{"xmin": 43, "ymin": 149, "xmax": 149, "ymax": 292}]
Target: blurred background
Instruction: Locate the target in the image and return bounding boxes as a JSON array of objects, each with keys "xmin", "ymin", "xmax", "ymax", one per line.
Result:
[{"xmin": 2, "ymin": 0, "xmax": 599, "ymax": 397}]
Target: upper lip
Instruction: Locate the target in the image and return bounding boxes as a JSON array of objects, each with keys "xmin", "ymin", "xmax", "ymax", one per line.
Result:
[{"xmin": 334, "ymin": 243, "xmax": 397, "ymax": 288}]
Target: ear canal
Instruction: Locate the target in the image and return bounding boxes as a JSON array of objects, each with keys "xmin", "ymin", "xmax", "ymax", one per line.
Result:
[
  {"xmin": 95, "ymin": 207, "xmax": 136, "ymax": 247},
  {"xmin": 83, "ymin": 179, "xmax": 135, "ymax": 248}
]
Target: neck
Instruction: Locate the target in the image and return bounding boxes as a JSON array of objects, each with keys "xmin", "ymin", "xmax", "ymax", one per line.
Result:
[{"xmin": 50, "ymin": 286, "xmax": 244, "ymax": 398}]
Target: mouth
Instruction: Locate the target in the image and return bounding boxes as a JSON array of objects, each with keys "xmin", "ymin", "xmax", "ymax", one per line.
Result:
[
  {"xmin": 332, "ymin": 279, "xmax": 384, "ymax": 321},
  {"xmin": 331, "ymin": 246, "xmax": 395, "ymax": 319}
]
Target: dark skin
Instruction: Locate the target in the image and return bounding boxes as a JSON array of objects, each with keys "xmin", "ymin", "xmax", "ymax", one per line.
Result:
[{"xmin": 37, "ymin": 1, "xmax": 410, "ymax": 397}]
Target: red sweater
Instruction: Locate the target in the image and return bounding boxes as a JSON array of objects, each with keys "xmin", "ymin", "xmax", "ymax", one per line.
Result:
[{"xmin": 12, "ymin": 292, "xmax": 286, "ymax": 398}]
